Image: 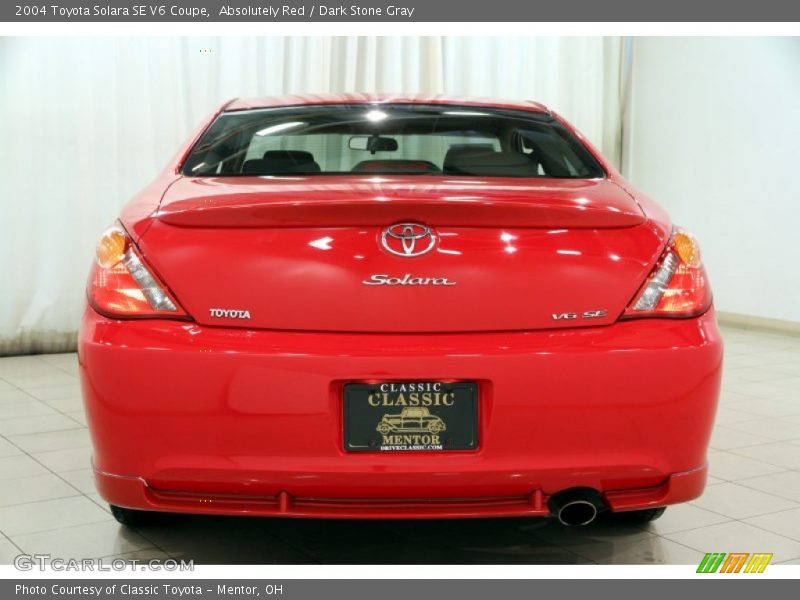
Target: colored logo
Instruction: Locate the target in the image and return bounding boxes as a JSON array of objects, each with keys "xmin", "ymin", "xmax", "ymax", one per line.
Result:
[{"xmin": 697, "ymin": 552, "xmax": 773, "ymax": 573}]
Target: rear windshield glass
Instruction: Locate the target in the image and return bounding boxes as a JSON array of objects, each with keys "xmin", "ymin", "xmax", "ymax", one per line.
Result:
[{"xmin": 182, "ymin": 104, "xmax": 605, "ymax": 179}]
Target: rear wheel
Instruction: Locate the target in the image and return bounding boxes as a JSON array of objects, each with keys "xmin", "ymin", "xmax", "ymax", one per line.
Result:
[
  {"xmin": 608, "ymin": 507, "xmax": 666, "ymax": 525},
  {"xmin": 110, "ymin": 505, "xmax": 169, "ymax": 527}
]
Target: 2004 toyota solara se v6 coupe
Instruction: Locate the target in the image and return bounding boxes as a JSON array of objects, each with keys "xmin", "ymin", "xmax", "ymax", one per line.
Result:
[{"xmin": 79, "ymin": 94, "xmax": 722, "ymax": 528}]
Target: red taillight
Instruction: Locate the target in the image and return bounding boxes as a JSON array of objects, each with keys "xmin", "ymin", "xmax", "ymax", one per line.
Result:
[
  {"xmin": 623, "ymin": 228, "xmax": 712, "ymax": 319},
  {"xmin": 87, "ymin": 223, "xmax": 189, "ymax": 319}
]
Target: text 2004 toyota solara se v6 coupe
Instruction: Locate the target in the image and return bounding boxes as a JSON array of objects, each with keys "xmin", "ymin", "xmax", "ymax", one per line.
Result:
[{"xmin": 80, "ymin": 94, "xmax": 722, "ymax": 528}]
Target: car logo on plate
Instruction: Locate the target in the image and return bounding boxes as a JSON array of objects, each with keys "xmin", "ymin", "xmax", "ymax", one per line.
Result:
[
  {"xmin": 381, "ymin": 223, "xmax": 436, "ymax": 257},
  {"xmin": 376, "ymin": 407, "xmax": 447, "ymax": 436}
]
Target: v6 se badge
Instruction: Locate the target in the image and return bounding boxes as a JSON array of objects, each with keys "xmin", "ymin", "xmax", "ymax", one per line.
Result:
[{"xmin": 552, "ymin": 309, "xmax": 608, "ymax": 321}]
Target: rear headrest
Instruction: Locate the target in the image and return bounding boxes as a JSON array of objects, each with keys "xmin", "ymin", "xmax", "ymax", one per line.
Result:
[
  {"xmin": 263, "ymin": 150, "xmax": 315, "ymax": 163},
  {"xmin": 444, "ymin": 147, "xmax": 540, "ymax": 177},
  {"xmin": 352, "ymin": 160, "xmax": 440, "ymax": 174},
  {"xmin": 242, "ymin": 159, "xmax": 265, "ymax": 174},
  {"xmin": 242, "ymin": 150, "xmax": 321, "ymax": 174},
  {"xmin": 443, "ymin": 144, "xmax": 496, "ymax": 173},
  {"xmin": 262, "ymin": 150, "xmax": 321, "ymax": 173}
]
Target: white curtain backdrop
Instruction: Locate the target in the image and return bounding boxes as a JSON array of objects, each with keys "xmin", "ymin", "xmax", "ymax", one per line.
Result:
[{"xmin": 0, "ymin": 36, "xmax": 625, "ymax": 355}]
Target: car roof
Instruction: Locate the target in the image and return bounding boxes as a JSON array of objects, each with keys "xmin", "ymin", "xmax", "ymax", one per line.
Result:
[{"xmin": 224, "ymin": 93, "xmax": 550, "ymax": 114}]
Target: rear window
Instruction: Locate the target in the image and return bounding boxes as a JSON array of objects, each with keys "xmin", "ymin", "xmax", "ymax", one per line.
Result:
[{"xmin": 182, "ymin": 104, "xmax": 605, "ymax": 179}]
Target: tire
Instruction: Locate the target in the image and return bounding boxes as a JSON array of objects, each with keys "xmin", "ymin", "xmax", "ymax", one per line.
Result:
[
  {"xmin": 607, "ymin": 507, "xmax": 667, "ymax": 525},
  {"xmin": 110, "ymin": 505, "xmax": 169, "ymax": 527},
  {"xmin": 377, "ymin": 422, "xmax": 392, "ymax": 434}
]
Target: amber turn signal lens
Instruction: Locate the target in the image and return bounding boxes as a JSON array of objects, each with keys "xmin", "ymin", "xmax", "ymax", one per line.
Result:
[
  {"xmin": 672, "ymin": 229, "xmax": 701, "ymax": 268},
  {"xmin": 623, "ymin": 227, "xmax": 711, "ymax": 319},
  {"xmin": 88, "ymin": 222, "xmax": 189, "ymax": 319},
  {"xmin": 96, "ymin": 226, "xmax": 128, "ymax": 269}
]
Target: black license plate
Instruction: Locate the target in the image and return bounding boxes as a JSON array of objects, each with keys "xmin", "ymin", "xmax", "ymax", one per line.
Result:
[{"xmin": 344, "ymin": 381, "xmax": 478, "ymax": 452}]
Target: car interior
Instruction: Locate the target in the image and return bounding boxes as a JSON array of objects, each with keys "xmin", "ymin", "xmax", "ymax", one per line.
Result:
[
  {"xmin": 236, "ymin": 145, "xmax": 545, "ymax": 176},
  {"xmin": 182, "ymin": 107, "xmax": 603, "ymax": 178},
  {"xmin": 242, "ymin": 150, "xmax": 323, "ymax": 175}
]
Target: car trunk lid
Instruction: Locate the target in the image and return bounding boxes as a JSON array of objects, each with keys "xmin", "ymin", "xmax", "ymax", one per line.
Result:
[
  {"xmin": 136, "ymin": 176, "xmax": 666, "ymax": 332},
  {"xmin": 154, "ymin": 176, "xmax": 645, "ymax": 229}
]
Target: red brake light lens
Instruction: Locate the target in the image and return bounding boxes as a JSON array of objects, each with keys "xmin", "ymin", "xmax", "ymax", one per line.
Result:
[
  {"xmin": 87, "ymin": 223, "xmax": 189, "ymax": 319},
  {"xmin": 623, "ymin": 228, "xmax": 711, "ymax": 319}
]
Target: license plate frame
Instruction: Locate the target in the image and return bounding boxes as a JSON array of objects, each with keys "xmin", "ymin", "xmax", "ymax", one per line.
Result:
[{"xmin": 343, "ymin": 381, "xmax": 478, "ymax": 452}]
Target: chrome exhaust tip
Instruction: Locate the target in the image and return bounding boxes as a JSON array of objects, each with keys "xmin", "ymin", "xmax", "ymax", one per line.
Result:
[
  {"xmin": 556, "ymin": 499, "xmax": 598, "ymax": 526},
  {"xmin": 548, "ymin": 488, "xmax": 604, "ymax": 526}
]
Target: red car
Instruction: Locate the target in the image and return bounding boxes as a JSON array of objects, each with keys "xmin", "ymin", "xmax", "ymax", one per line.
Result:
[{"xmin": 80, "ymin": 94, "xmax": 722, "ymax": 528}]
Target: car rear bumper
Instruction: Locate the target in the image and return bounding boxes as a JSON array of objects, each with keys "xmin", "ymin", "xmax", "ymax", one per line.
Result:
[
  {"xmin": 93, "ymin": 464, "xmax": 707, "ymax": 519},
  {"xmin": 79, "ymin": 307, "xmax": 722, "ymax": 519}
]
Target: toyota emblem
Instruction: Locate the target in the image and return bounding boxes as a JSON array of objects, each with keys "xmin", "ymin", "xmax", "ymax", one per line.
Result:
[{"xmin": 381, "ymin": 223, "xmax": 437, "ymax": 257}]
